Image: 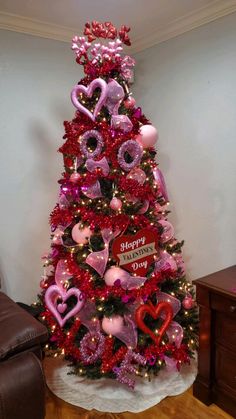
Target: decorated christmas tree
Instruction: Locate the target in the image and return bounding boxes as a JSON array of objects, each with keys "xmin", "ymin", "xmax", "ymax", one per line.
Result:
[{"xmin": 39, "ymin": 21, "xmax": 198, "ymax": 389}]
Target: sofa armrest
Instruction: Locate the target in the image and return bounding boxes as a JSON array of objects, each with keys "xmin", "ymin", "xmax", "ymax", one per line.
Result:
[
  {"xmin": 0, "ymin": 292, "xmax": 48, "ymax": 360},
  {"xmin": 0, "ymin": 351, "xmax": 46, "ymax": 419}
]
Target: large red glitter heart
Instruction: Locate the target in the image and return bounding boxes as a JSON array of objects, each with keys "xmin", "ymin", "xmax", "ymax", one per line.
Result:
[{"xmin": 135, "ymin": 301, "xmax": 173, "ymax": 346}]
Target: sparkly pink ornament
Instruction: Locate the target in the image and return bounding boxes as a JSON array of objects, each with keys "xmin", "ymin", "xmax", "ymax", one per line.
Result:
[
  {"xmin": 102, "ymin": 315, "xmax": 124, "ymax": 335},
  {"xmin": 70, "ymin": 172, "xmax": 80, "ymax": 183},
  {"xmin": 158, "ymin": 220, "xmax": 174, "ymax": 242},
  {"xmin": 72, "ymin": 222, "xmax": 92, "ymax": 244},
  {"xmin": 127, "ymin": 168, "xmax": 146, "ymax": 185},
  {"xmin": 104, "ymin": 266, "xmax": 129, "ymax": 286},
  {"xmin": 80, "ymin": 330, "xmax": 105, "ymax": 364},
  {"xmin": 136, "ymin": 125, "xmax": 158, "ymax": 148},
  {"xmin": 110, "ymin": 197, "xmax": 122, "ymax": 211},
  {"xmin": 182, "ymin": 295, "xmax": 194, "ymax": 310},
  {"xmin": 124, "ymin": 97, "xmax": 136, "ymax": 109},
  {"xmin": 113, "ymin": 350, "xmax": 146, "ymax": 389}
]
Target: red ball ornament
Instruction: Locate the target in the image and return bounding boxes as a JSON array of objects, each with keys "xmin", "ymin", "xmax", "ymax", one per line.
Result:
[
  {"xmin": 182, "ymin": 295, "xmax": 194, "ymax": 310},
  {"xmin": 124, "ymin": 96, "xmax": 136, "ymax": 109},
  {"xmin": 70, "ymin": 172, "xmax": 80, "ymax": 183}
]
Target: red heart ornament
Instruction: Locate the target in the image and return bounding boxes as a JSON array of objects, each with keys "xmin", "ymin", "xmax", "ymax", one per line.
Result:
[
  {"xmin": 135, "ymin": 301, "xmax": 173, "ymax": 346},
  {"xmin": 112, "ymin": 228, "xmax": 158, "ymax": 276}
]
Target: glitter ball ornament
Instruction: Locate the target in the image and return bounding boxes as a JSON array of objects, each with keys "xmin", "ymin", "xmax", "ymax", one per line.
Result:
[
  {"xmin": 70, "ymin": 172, "xmax": 80, "ymax": 183},
  {"xmin": 102, "ymin": 315, "xmax": 124, "ymax": 335},
  {"xmin": 104, "ymin": 266, "xmax": 129, "ymax": 286},
  {"xmin": 110, "ymin": 197, "xmax": 122, "ymax": 211},
  {"xmin": 182, "ymin": 295, "xmax": 194, "ymax": 309},
  {"xmin": 124, "ymin": 96, "xmax": 136, "ymax": 109},
  {"xmin": 136, "ymin": 124, "xmax": 158, "ymax": 148},
  {"xmin": 127, "ymin": 167, "xmax": 146, "ymax": 185},
  {"xmin": 72, "ymin": 222, "xmax": 92, "ymax": 244}
]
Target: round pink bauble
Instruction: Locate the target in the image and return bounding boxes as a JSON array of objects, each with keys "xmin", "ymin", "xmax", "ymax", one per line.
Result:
[
  {"xmin": 182, "ymin": 296, "xmax": 194, "ymax": 310},
  {"xmin": 137, "ymin": 125, "xmax": 158, "ymax": 148},
  {"xmin": 110, "ymin": 197, "xmax": 122, "ymax": 211},
  {"xmin": 124, "ymin": 96, "xmax": 136, "ymax": 109},
  {"xmin": 70, "ymin": 172, "xmax": 80, "ymax": 183},
  {"xmin": 159, "ymin": 220, "xmax": 174, "ymax": 242},
  {"xmin": 127, "ymin": 168, "xmax": 146, "ymax": 185},
  {"xmin": 104, "ymin": 266, "xmax": 129, "ymax": 286},
  {"xmin": 102, "ymin": 315, "xmax": 124, "ymax": 335},
  {"xmin": 72, "ymin": 222, "xmax": 92, "ymax": 244}
]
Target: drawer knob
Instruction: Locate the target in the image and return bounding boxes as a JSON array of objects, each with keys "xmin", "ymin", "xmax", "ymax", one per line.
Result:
[{"xmin": 229, "ymin": 305, "xmax": 236, "ymax": 313}]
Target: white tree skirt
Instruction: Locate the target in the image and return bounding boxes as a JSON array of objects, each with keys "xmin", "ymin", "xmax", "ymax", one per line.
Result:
[{"xmin": 44, "ymin": 356, "xmax": 197, "ymax": 413}]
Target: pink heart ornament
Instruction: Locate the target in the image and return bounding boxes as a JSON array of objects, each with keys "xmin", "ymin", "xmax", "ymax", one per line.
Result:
[
  {"xmin": 45, "ymin": 285, "xmax": 84, "ymax": 327},
  {"xmin": 57, "ymin": 303, "xmax": 67, "ymax": 314},
  {"xmin": 71, "ymin": 78, "xmax": 108, "ymax": 121}
]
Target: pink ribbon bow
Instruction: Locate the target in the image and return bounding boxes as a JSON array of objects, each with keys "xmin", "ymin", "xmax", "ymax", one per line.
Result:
[{"xmin": 85, "ymin": 156, "xmax": 110, "ymax": 176}]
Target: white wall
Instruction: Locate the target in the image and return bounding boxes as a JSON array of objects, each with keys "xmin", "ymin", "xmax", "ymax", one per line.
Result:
[
  {"xmin": 134, "ymin": 12, "xmax": 236, "ymax": 281},
  {"xmin": 1, "ymin": 13, "xmax": 236, "ymax": 303},
  {"xmin": 0, "ymin": 30, "xmax": 82, "ymax": 302}
]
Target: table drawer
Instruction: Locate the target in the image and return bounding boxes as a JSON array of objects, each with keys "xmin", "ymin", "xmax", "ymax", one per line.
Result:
[
  {"xmin": 215, "ymin": 312, "xmax": 236, "ymax": 350},
  {"xmin": 211, "ymin": 293, "xmax": 236, "ymax": 316}
]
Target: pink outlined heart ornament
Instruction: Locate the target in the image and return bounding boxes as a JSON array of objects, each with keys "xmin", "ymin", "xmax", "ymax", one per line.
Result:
[
  {"xmin": 45, "ymin": 284, "xmax": 84, "ymax": 327},
  {"xmin": 71, "ymin": 78, "xmax": 108, "ymax": 121}
]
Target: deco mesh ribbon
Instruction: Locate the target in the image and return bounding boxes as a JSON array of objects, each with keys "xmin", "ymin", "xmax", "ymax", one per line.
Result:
[
  {"xmin": 156, "ymin": 291, "xmax": 183, "ymax": 348},
  {"xmin": 86, "ymin": 228, "xmax": 121, "ymax": 276}
]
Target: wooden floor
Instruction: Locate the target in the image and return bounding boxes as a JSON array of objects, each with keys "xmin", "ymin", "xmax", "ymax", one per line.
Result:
[{"xmin": 45, "ymin": 386, "xmax": 233, "ymax": 419}]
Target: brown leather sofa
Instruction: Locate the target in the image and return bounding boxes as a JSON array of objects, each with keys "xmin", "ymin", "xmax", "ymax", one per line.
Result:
[{"xmin": 0, "ymin": 292, "xmax": 48, "ymax": 419}]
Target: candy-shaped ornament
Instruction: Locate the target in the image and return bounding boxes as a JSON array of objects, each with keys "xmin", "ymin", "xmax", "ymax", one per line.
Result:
[
  {"xmin": 72, "ymin": 222, "xmax": 92, "ymax": 244},
  {"xmin": 136, "ymin": 124, "xmax": 158, "ymax": 148}
]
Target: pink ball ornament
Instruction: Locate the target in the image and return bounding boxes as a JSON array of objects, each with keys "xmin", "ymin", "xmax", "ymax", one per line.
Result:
[
  {"xmin": 127, "ymin": 168, "xmax": 146, "ymax": 185},
  {"xmin": 72, "ymin": 222, "xmax": 92, "ymax": 244},
  {"xmin": 102, "ymin": 315, "xmax": 124, "ymax": 335},
  {"xmin": 104, "ymin": 266, "xmax": 129, "ymax": 286},
  {"xmin": 124, "ymin": 96, "xmax": 136, "ymax": 109},
  {"xmin": 110, "ymin": 197, "xmax": 122, "ymax": 211},
  {"xmin": 70, "ymin": 172, "xmax": 80, "ymax": 183},
  {"xmin": 182, "ymin": 295, "xmax": 194, "ymax": 310},
  {"xmin": 136, "ymin": 125, "xmax": 158, "ymax": 148}
]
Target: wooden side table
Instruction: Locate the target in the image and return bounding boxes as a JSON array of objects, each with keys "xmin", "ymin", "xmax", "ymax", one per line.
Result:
[{"xmin": 193, "ymin": 265, "xmax": 236, "ymax": 417}]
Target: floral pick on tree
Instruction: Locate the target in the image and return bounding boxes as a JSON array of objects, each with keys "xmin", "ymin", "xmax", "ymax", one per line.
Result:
[{"xmin": 39, "ymin": 21, "xmax": 198, "ymax": 389}]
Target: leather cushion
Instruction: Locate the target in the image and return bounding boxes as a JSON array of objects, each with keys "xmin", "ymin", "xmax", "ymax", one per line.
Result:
[
  {"xmin": 0, "ymin": 351, "xmax": 46, "ymax": 419},
  {"xmin": 0, "ymin": 292, "xmax": 48, "ymax": 360}
]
